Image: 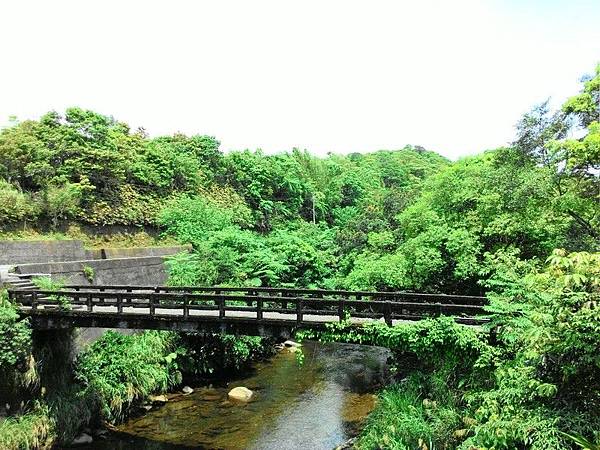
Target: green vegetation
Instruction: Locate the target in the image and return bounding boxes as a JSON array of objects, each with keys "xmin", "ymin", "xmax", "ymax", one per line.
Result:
[
  {"xmin": 74, "ymin": 331, "xmax": 178, "ymax": 422},
  {"xmin": 301, "ymin": 249, "xmax": 600, "ymax": 449},
  {"xmin": 0, "ymin": 290, "xmax": 32, "ymax": 375},
  {"xmin": 0, "ymin": 63, "xmax": 598, "ymax": 448},
  {"xmin": 73, "ymin": 329, "xmax": 271, "ymax": 424}
]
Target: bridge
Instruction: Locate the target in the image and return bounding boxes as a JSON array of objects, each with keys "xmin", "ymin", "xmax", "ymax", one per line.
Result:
[{"xmin": 9, "ymin": 285, "xmax": 489, "ymax": 339}]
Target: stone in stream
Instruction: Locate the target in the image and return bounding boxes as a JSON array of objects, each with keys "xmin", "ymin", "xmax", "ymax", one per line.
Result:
[
  {"xmin": 182, "ymin": 386, "xmax": 194, "ymax": 395},
  {"xmin": 71, "ymin": 433, "xmax": 93, "ymax": 446},
  {"xmin": 228, "ymin": 386, "xmax": 253, "ymax": 402},
  {"xmin": 283, "ymin": 340, "xmax": 301, "ymax": 348},
  {"xmin": 149, "ymin": 394, "xmax": 168, "ymax": 403}
]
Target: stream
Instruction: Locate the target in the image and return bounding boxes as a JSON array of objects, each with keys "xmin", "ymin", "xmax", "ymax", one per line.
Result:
[{"xmin": 78, "ymin": 341, "xmax": 391, "ymax": 450}]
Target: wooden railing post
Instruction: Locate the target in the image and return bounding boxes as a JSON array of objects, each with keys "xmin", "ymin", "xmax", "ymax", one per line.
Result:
[
  {"xmin": 296, "ymin": 299, "xmax": 303, "ymax": 324},
  {"xmin": 87, "ymin": 293, "xmax": 93, "ymax": 312},
  {"xmin": 116, "ymin": 294, "xmax": 123, "ymax": 314},
  {"xmin": 247, "ymin": 289, "xmax": 255, "ymax": 307},
  {"xmin": 282, "ymin": 291, "xmax": 289, "ymax": 311},
  {"xmin": 149, "ymin": 294, "xmax": 156, "ymax": 315},
  {"xmin": 384, "ymin": 301, "xmax": 392, "ymax": 326},
  {"xmin": 183, "ymin": 296, "xmax": 189, "ymax": 319},
  {"xmin": 256, "ymin": 297, "xmax": 263, "ymax": 320},
  {"xmin": 338, "ymin": 299, "xmax": 345, "ymax": 322},
  {"xmin": 219, "ymin": 296, "xmax": 225, "ymax": 319},
  {"xmin": 31, "ymin": 291, "xmax": 38, "ymax": 311}
]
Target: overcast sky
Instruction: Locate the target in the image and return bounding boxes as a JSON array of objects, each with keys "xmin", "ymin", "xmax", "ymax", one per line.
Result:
[{"xmin": 1, "ymin": 0, "xmax": 599, "ymax": 159}]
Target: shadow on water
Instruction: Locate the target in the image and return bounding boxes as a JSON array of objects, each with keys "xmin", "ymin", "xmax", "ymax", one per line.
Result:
[{"xmin": 77, "ymin": 341, "xmax": 391, "ymax": 450}]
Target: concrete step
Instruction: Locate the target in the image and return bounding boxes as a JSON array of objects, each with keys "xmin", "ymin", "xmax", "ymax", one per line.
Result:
[
  {"xmin": 14, "ymin": 273, "xmax": 51, "ymax": 279},
  {"xmin": 3, "ymin": 280, "xmax": 37, "ymax": 290}
]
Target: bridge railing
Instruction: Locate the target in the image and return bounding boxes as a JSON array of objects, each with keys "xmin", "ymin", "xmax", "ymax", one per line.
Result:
[
  {"xmin": 57, "ymin": 285, "xmax": 487, "ymax": 305},
  {"xmin": 9, "ymin": 287, "xmax": 488, "ymax": 325}
]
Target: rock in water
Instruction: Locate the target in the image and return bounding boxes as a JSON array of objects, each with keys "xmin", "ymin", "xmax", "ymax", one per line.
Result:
[
  {"xmin": 228, "ymin": 386, "xmax": 253, "ymax": 402},
  {"xmin": 182, "ymin": 386, "xmax": 194, "ymax": 395},
  {"xmin": 149, "ymin": 394, "xmax": 168, "ymax": 403},
  {"xmin": 72, "ymin": 433, "xmax": 93, "ymax": 446},
  {"xmin": 283, "ymin": 340, "xmax": 301, "ymax": 348}
]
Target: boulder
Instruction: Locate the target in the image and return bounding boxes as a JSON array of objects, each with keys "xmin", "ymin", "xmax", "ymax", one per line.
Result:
[
  {"xmin": 72, "ymin": 433, "xmax": 93, "ymax": 446},
  {"xmin": 283, "ymin": 340, "xmax": 301, "ymax": 348},
  {"xmin": 228, "ymin": 386, "xmax": 253, "ymax": 402},
  {"xmin": 182, "ymin": 386, "xmax": 194, "ymax": 395}
]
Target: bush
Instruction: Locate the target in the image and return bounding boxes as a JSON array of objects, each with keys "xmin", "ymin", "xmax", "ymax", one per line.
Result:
[
  {"xmin": 357, "ymin": 375, "xmax": 462, "ymax": 450},
  {"xmin": 74, "ymin": 330, "xmax": 180, "ymax": 422},
  {"xmin": 0, "ymin": 291, "xmax": 32, "ymax": 373},
  {"xmin": 0, "ymin": 181, "xmax": 38, "ymax": 226}
]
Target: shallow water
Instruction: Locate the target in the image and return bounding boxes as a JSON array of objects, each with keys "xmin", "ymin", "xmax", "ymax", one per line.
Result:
[{"xmin": 79, "ymin": 341, "xmax": 390, "ymax": 450}]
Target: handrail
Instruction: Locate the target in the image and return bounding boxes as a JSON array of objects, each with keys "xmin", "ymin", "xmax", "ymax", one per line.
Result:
[
  {"xmin": 57, "ymin": 285, "xmax": 487, "ymax": 304},
  {"xmin": 9, "ymin": 286, "xmax": 489, "ymax": 327}
]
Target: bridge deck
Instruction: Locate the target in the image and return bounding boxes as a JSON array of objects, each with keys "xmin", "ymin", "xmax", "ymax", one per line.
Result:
[{"xmin": 9, "ymin": 286, "xmax": 489, "ymax": 338}]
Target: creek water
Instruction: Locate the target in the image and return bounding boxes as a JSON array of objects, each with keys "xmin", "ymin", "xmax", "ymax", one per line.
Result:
[{"xmin": 79, "ymin": 341, "xmax": 391, "ymax": 450}]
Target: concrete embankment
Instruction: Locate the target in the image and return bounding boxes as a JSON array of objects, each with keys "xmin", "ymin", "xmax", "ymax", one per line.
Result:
[{"xmin": 0, "ymin": 240, "xmax": 191, "ymax": 286}]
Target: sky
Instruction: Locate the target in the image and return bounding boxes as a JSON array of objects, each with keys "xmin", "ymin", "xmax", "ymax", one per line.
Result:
[{"xmin": 1, "ymin": 0, "xmax": 599, "ymax": 160}]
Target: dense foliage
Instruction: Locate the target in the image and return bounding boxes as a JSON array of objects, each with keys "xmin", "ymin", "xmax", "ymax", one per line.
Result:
[
  {"xmin": 303, "ymin": 249, "xmax": 600, "ymax": 449},
  {"xmin": 4, "ymin": 65, "xmax": 597, "ymax": 293},
  {"xmin": 0, "ymin": 63, "xmax": 598, "ymax": 449}
]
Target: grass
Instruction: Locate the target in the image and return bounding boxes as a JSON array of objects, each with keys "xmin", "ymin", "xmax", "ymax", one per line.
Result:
[
  {"xmin": 74, "ymin": 330, "xmax": 181, "ymax": 422},
  {"xmin": 0, "ymin": 405, "xmax": 53, "ymax": 450},
  {"xmin": 356, "ymin": 373, "xmax": 464, "ymax": 450},
  {"xmin": 0, "ymin": 389, "xmax": 97, "ymax": 450}
]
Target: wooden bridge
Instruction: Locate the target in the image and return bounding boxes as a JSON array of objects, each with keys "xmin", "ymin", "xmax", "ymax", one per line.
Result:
[{"xmin": 9, "ymin": 285, "xmax": 489, "ymax": 339}]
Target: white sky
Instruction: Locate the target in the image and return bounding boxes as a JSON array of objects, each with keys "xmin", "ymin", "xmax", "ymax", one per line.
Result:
[{"xmin": 1, "ymin": 0, "xmax": 599, "ymax": 159}]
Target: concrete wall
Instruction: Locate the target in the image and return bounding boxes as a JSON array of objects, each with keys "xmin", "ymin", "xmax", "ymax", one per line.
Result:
[
  {"xmin": 0, "ymin": 240, "xmax": 89, "ymax": 265},
  {"xmin": 102, "ymin": 245, "xmax": 191, "ymax": 259},
  {"xmin": 15, "ymin": 256, "xmax": 170, "ymax": 285},
  {"xmin": 0, "ymin": 240, "xmax": 190, "ymax": 266}
]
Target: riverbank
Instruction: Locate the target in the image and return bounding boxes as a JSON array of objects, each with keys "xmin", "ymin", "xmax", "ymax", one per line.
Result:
[{"xmin": 0, "ymin": 308, "xmax": 275, "ymax": 450}]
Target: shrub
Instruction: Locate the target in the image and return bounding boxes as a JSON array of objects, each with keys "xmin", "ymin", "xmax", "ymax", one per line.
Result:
[
  {"xmin": 0, "ymin": 181, "xmax": 38, "ymax": 226},
  {"xmin": 74, "ymin": 330, "xmax": 180, "ymax": 422}
]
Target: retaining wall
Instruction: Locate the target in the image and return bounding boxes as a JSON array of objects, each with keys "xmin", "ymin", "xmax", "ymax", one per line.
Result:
[
  {"xmin": 0, "ymin": 240, "xmax": 90, "ymax": 265},
  {"xmin": 3, "ymin": 240, "xmax": 191, "ymax": 286},
  {"xmin": 15, "ymin": 256, "xmax": 170, "ymax": 285},
  {"xmin": 102, "ymin": 245, "xmax": 191, "ymax": 259}
]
